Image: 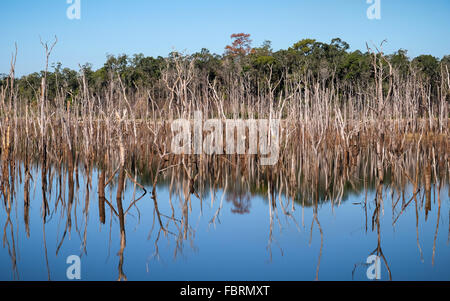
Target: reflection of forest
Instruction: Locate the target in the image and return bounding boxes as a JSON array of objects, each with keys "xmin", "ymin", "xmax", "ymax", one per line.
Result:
[
  {"xmin": 134, "ymin": 152, "xmax": 438, "ymax": 208},
  {"xmin": 0, "ymin": 134, "xmax": 448, "ymax": 280}
]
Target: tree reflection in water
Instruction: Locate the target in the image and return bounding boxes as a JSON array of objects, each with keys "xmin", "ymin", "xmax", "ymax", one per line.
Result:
[{"xmin": 0, "ymin": 130, "xmax": 448, "ymax": 280}]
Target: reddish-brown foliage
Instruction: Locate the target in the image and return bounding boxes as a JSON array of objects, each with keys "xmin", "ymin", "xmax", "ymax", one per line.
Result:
[{"xmin": 225, "ymin": 33, "xmax": 254, "ymax": 56}]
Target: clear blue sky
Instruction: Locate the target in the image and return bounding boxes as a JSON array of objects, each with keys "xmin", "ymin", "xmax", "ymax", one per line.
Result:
[{"xmin": 1, "ymin": 0, "xmax": 449, "ymax": 76}]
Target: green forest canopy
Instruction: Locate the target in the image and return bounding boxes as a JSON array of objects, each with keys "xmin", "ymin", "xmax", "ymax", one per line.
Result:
[{"xmin": 1, "ymin": 35, "xmax": 449, "ymax": 103}]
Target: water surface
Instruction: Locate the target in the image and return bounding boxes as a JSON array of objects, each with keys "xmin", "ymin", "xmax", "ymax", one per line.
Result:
[{"xmin": 1, "ymin": 160, "xmax": 448, "ymax": 281}]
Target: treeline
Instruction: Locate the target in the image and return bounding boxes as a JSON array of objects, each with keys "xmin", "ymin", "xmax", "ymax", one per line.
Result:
[{"xmin": 1, "ymin": 35, "xmax": 450, "ymax": 104}]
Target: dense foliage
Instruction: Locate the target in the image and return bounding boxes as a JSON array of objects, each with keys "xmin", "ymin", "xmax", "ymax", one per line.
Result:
[{"xmin": 1, "ymin": 35, "xmax": 449, "ymax": 106}]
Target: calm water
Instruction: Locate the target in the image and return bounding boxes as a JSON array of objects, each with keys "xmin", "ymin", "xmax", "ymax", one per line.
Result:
[{"xmin": 0, "ymin": 163, "xmax": 449, "ymax": 281}]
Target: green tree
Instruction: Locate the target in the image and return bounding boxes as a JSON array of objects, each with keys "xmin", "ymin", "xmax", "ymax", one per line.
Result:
[
  {"xmin": 389, "ymin": 49, "xmax": 410, "ymax": 78},
  {"xmin": 412, "ymin": 54, "xmax": 439, "ymax": 82}
]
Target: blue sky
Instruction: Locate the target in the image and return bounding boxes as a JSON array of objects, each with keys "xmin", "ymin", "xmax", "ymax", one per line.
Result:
[{"xmin": 1, "ymin": 0, "xmax": 449, "ymax": 76}]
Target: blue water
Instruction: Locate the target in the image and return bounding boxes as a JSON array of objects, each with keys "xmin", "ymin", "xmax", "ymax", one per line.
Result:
[{"xmin": 0, "ymin": 166, "xmax": 449, "ymax": 281}]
